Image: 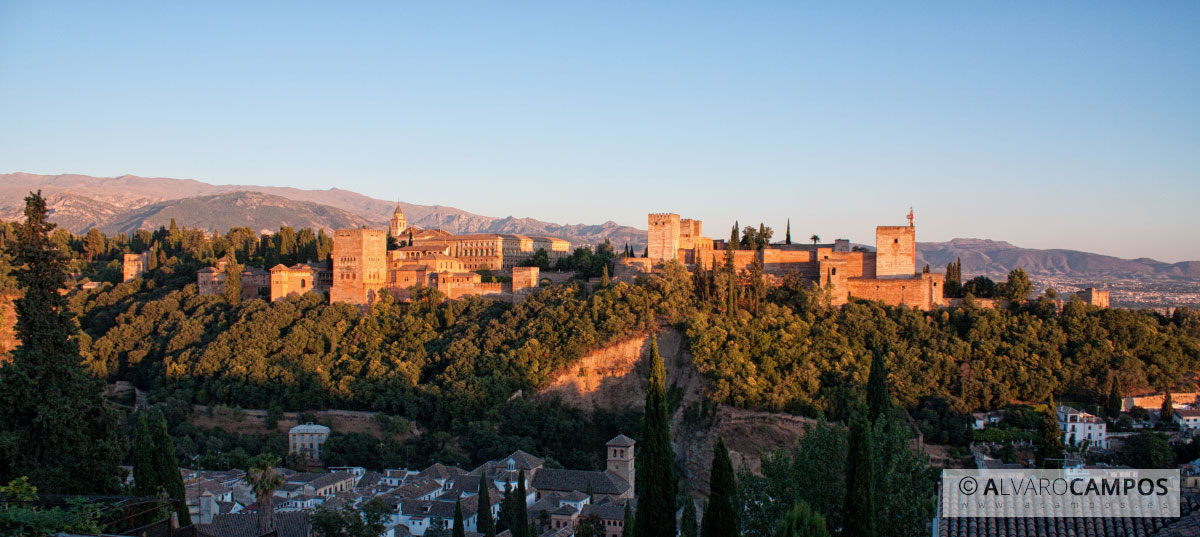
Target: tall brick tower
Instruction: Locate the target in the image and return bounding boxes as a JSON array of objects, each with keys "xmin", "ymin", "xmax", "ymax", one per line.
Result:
[
  {"xmin": 647, "ymin": 213, "xmax": 681, "ymax": 262},
  {"xmin": 875, "ymin": 211, "xmax": 916, "ymax": 278},
  {"xmin": 389, "ymin": 203, "xmax": 407, "ymax": 238},
  {"xmin": 330, "ymin": 228, "xmax": 387, "ymax": 304}
]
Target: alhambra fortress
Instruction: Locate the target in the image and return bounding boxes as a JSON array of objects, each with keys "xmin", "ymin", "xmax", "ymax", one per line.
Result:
[
  {"xmin": 184, "ymin": 204, "xmax": 572, "ymax": 304},
  {"xmin": 121, "ymin": 205, "xmax": 1109, "ymax": 311},
  {"xmin": 616, "ymin": 211, "xmax": 947, "ymax": 310}
]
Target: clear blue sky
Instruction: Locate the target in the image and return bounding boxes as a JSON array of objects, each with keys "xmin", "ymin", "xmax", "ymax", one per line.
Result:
[{"xmin": 1, "ymin": 1, "xmax": 1197, "ymax": 261}]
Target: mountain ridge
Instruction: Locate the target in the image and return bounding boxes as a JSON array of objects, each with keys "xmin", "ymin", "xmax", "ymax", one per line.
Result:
[{"xmin": 2, "ymin": 172, "xmax": 1196, "ymax": 279}]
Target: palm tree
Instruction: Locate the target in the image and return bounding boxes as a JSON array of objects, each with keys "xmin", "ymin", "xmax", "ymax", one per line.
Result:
[
  {"xmin": 810, "ymin": 234, "xmax": 820, "ymax": 246},
  {"xmin": 246, "ymin": 454, "xmax": 283, "ymax": 534}
]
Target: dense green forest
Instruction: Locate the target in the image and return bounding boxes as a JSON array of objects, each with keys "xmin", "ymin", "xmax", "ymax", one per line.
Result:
[
  {"xmin": 4, "ymin": 217, "xmax": 1200, "ymax": 473},
  {"xmin": 688, "ymin": 278, "xmax": 1200, "ymax": 420}
]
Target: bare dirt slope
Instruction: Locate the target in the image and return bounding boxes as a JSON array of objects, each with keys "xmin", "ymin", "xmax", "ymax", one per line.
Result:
[
  {"xmin": 537, "ymin": 328, "xmax": 706, "ymax": 412},
  {"xmin": 536, "ymin": 327, "xmax": 816, "ymax": 496}
]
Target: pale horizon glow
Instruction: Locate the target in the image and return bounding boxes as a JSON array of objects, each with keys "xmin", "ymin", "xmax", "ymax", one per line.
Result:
[{"xmin": 0, "ymin": 2, "xmax": 1197, "ymax": 261}]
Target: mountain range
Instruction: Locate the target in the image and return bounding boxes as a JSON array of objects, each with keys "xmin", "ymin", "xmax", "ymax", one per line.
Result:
[
  {"xmin": 0, "ymin": 172, "xmax": 644, "ymax": 249},
  {"xmin": 2, "ymin": 172, "xmax": 1197, "ymax": 280}
]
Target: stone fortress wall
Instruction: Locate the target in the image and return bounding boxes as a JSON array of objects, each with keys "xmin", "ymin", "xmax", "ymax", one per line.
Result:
[
  {"xmin": 625, "ymin": 211, "xmax": 943, "ymax": 310},
  {"xmin": 193, "ymin": 203, "xmax": 573, "ymax": 306}
]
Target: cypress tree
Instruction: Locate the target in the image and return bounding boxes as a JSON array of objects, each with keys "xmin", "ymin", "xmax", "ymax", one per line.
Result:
[
  {"xmin": 643, "ymin": 246, "xmax": 648, "ymax": 258},
  {"xmin": 866, "ymin": 352, "xmax": 891, "ymax": 423},
  {"xmin": 152, "ymin": 412, "xmax": 191, "ymax": 526},
  {"xmin": 681, "ymin": 499, "xmax": 698, "ymax": 537},
  {"xmin": 700, "ymin": 438, "xmax": 738, "ymax": 537},
  {"xmin": 729, "ymin": 222, "xmax": 739, "ymax": 250},
  {"xmin": 497, "ymin": 483, "xmax": 514, "ymax": 532},
  {"xmin": 223, "ymin": 259, "xmax": 243, "ymax": 305},
  {"xmin": 514, "ymin": 470, "xmax": 529, "ymax": 537},
  {"xmin": 0, "ymin": 191, "xmax": 123, "ymax": 493},
  {"xmin": 1106, "ymin": 378, "xmax": 1123, "ymax": 419},
  {"xmin": 785, "ymin": 219, "xmax": 792, "ymax": 245},
  {"xmin": 132, "ymin": 413, "xmax": 159, "ymax": 497},
  {"xmin": 478, "ymin": 476, "xmax": 496, "ymax": 537},
  {"xmin": 601, "ymin": 265, "xmax": 611, "ymax": 287},
  {"xmin": 634, "ymin": 335, "xmax": 677, "ymax": 537},
  {"xmin": 1036, "ymin": 398, "xmax": 1064, "ymax": 468},
  {"xmin": 842, "ymin": 416, "xmax": 875, "ymax": 537},
  {"xmin": 453, "ymin": 499, "xmax": 466, "ymax": 537},
  {"xmin": 1162, "ymin": 392, "xmax": 1175, "ymax": 423},
  {"xmin": 623, "ymin": 501, "xmax": 635, "ymax": 537},
  {"xmin": 773, "ymin": 501, "xmax": 828, "ymax": 537}
]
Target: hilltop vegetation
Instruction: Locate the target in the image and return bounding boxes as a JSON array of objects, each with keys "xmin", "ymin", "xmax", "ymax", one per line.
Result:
[{"xmin": 4, "ymin": 213, "xmax": 1200, "ymax": 475}]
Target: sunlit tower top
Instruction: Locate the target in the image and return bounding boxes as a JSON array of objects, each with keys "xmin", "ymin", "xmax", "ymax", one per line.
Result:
[{"xmin": 389, "ymin": 202, "xmax": 408, "ymax": 237}]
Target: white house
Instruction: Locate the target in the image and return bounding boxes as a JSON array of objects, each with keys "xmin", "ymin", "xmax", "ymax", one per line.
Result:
[
  {"xmin": 1175, "ymin": 409, "xmax": 1200, "ymax": 431},
  {"xmin": 1057, "ymin": 405, "xmax": 1108, "ymax": 449}
]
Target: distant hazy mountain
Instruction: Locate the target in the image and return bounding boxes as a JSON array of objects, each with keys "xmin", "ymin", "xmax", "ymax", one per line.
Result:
[
  {"xmin": 4, "ymin": 173, "xmax": 1195, "ymax": 277},
  {"xmin": 97, "ymin": 191, "xmax": 377, "ymax": 235},
  {"xmin": 916, "ymin": 238, "xmax": 1200, "ymax": 278},
  {"xmin": 0, "ymin": 172, "xmax": 644, "ymax": 247}
]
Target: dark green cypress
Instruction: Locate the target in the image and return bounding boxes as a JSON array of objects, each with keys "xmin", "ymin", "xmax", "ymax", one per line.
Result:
[
  {"xmin": 785, "ymin": 219, "xmax": 792, "ymax": 245},
  {"xmin": 497, "ymin": 483, "xmax": 514, "ymax": 532},
  {"xmin": 0, "ymin": 191, "xmax": 123, "ymax": 493},
  {"xmin": 478, "ymin": 476, "xmax": 496, "ymax": 537},
  {"xmin": 601, "ymin": 265, "xmax": 611, "ymax": 287},
  {"xmin": 453, "ymin": 499, "xmax": 466, "ymax": 537},
  {"xmin": 514, "ymin": 470, "xmax": 529, "ymax": 537},
  {"xmin": 699, "ymin": 438, "xmax": 737, "ymax": 537},
  {"xmin": 132, "ymin": 413, "xmax": 158, "ymax": 497},
  {"xmin": 729, "ymin": 222, "xmax": 739, "ymax": 250},
  {"xmin": 152, "ymin": 412, "xmax": 191, "ymax": 526},
  {"xmin": 1036, "ymin": 398, "xmax": 1064, "ymax": 468},
  {"xmin": 1106, "ymin": 378, "xmax": 1123, "ymax": 419},
  {"xmin": 681, "ymin": 499, "xmax": 698, "ymax": 537},
  {"xmin": 634, "ymin": 335, "xmax": 677, "ymax": 537},
  {"xmin": 866, "ymin": 352, "xmax": 891, "ymax": 423},
  {"xmin": 842, "ymin": 416, "xmax": 875, "ymax": 537},
  {"xmin": 623, "ymin": 501, "xmax": 635, "ymax": 537}
]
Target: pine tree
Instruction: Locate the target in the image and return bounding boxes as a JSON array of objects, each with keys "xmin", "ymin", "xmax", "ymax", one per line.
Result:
[
  {"xmin": 0, "ymin": 191, "xmax": 123, "ymax": 493},
  {"xmin": 478, "ymin": 475, "xmax": 496, "ymax": 537},
  {"xmin": 1036, "ymin": 398, "xmax": 1064, "ymax": 468},
  {"xmin": 773, "ymin": 501, "xmax": 828, "ymax": 537},
  {"xmin": 866, "ymin": 352, "xmax": 891, "ymax": 423},
  {"xmin": 700, "ymin": 438, "xmax": 738, "ymax": 537},
  {"xmin": 152, "ymin": 412, "xmax": 191, "ymax": 526},
  {"xmin": 1106, "ymin": 378, "xmax": 1123, "ymax": 419},
  {"xmin": 842, "ymin": 416, "xmax": 875, "ymax": 537},
  {"xmin": 514, "ymin": 470, "xmax": 529, "ymax": 537},
  {"xmin": 634, "ymin": 335, "xmax": 677, "ymax": 537},
  {"xmin": 497, "ymin": 483, "xmax": 514, "ymax": 532},
  {"xmin": 681, "ymin": 499, "xmax": 698, "ymax": 537},
  {"xmin": 785, "ymin": 219, "xmax": 792, "ymax": 245},
  {"xmin": 453, "ymin": 499, "xmax": 466, "ymax": 537}
]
